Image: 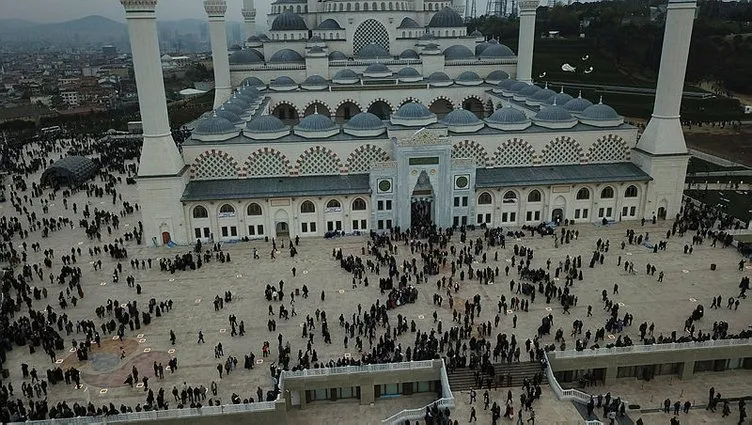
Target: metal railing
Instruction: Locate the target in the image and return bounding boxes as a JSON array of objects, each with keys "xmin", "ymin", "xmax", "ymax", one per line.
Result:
[
  {"xmin": 551, "ymin": 338, "xmax": 752, "ymax": 359},
  {"xmin": 381, "ymin": 359, "xmax": 455, "ymax": 425},
  {"xmin": 281, "ymin": 359, "xmax": 435, "ymax": 380}
]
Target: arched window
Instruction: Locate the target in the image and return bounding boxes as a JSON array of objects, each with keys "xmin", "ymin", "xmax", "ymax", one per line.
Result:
[
  {"xmin": 478, "ymin": 192, "xmax": 492, "ymax": 205},
  {"xmin": 219, "ymin": 204, "xmax": 235, "ymax": 214},
  {"xmin": 624, "ymin": 185, "xmax": 638, "ymax": 198},
  {"xmin": 527, "ymin": 190, "xmax": 542, "ymax": 203},
  {"xmin": 402, "ymin": 31, "xmax": 405, "ymax": 38},
  {"xmin": 600, "ymin": 187, "xmax": 614, "ymax": 199},
  {"xmin": 326, "ymin": 199, "xmax": 341, "ymax": 209},
  {"xmin": 300, "ymin": 200, "xmax": 316, "ymax": 214},
  {"xmin": 192, "ymin": 205, "xmax": 208, "ymax": 219},
  {"xmin": 364, "ymin": 3, "xmax": 368, "ymax": 10},
  {"xmin": 576, "ymin": 188, "xmax": 590, "ymax": 200},
  {"xmin": 355, "ymin": 2, "xmax": 359, "ymax": 10},
  {"xmin": 502, "ymin": 191, "xmax": 517, "ymax": 204},
  {"xmin": 247, "ymin": 203, "xmax": 262, "ymax": 216},
  {"xmin": 373, "ymin": 2, "xmax": 377, "ymax": 10},
  {"xmin": 352, "ymin": 198, "xmax": 367, "ymax": 210}
]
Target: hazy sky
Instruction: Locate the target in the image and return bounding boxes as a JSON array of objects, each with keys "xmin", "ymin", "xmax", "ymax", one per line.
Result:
[{"xmin": 0, "ymin": 0, "xmax": 270, "ymax": 23}]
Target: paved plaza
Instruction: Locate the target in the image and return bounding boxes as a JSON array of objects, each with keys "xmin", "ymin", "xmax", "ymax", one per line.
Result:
[{"xmin": 2, "ymin": 158, "xmax": 752, "ymax": 424}]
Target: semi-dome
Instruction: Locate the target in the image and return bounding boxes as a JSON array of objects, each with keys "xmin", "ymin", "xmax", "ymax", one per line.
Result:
[
  {"xmin": 456, "ymin": 71, "xmax": 482, "ymax": 86},
  {"xmin": 397, "ymin": 67, "xmax": 422, "ymax": 82},
  {"xmin": 394, "ymin": 102, "xmax": 433, "ymax": 119},
  {"xmin": 193, "ymin": 114, "xmax": 239, "ymax": 141},
  {"xmin": 271, "ymin": 11, "xmax": 308, "ymax": 31},
  {"xmin": 294, "ymin": 113, "xmax": 339, "ymax": 138},
  {"xmin": 329, "ymin": 51, "xmax": 347, "ymax": 61},
  {"xmin": 563, "ymin": 94, "xmax": 594, "ymax": 113},
  {"xmin": 269, "ymin": 48, "xmax": 304, "ymax": 63},
  {"xmin": 475, "ymin": 42, "xmax": 489, "ymax": 56},
  {"xmin": 364, "ymin": 63, "xmax": 392, "ymax": 77},
  {"xmin": 269, "ymin": 76, "xmax": 298, "ymax": 91},
  {"xmin": 301, "ymin": 75, "xmax": 329, "ymax": 90},
  {"xmin": 215, "ymin": 107, "xmax": 242, "ymax": 125},
  {"xmin": 333, "ymin": 68, "xmax": 359, "ymax": 84},
  {"xmin": 428, "ymin": 7, "xmax": 465, "ymax": 27},
  {"xmin": 479, "ymin": 44, "xmax": 515, "ymax": 58},
  {"xmin": 244, "ymin": 115, "xmax": 289, "ymax": 140},
  {"xmin": 241, "ymin": 77, "xmax": 265, "ymax": 88},
  {"xmin": 443, "ymin": 45, "xmax": 475, "ymax": 60},
  {"xmin": 399, "ymin": 49, "xmax": 419, "ymax": 59},
  {"xmin": 534, "ymin": 105, "xmax": 578, "ymax": 129},
  {"xmin": 317, "ymin": 18, "xmax": 343, "ymax": 30},
  {"xmin": 357, "ymin": 43, "xmax": 391, "ymax": 59},
  {"xmin": 343, "ymin": 112, "xmax": 386, "ymax": 137},
  {"xmin": 441, "ymin": 108, "xmax": 484, "ymax": 133},
  {"xmin": 486, "ymin": 70, "xmax": 510, "ymax": 84},
  {"xmin": 578, "ymin": 100, "xmax": 624, "ymax": 127},
  {"xmin": 428, "ymin": 71, "xmax": 453, "ymax": 87},
  {"xmin": 398, "ymin": 17, "xmax": 421, "ymax": 28},
  {"xmin": 229, "ymin": 49, "xmax": 264, "ymax": 65}
]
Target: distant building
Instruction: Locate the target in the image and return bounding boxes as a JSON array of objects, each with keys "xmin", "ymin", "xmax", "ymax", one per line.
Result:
[
  {"xmin": 60, "ymin": 91, "xmax": 80, "ymax": 106},
  {"xmin": 103, "ymin": 45, "xmax": 117, "ymax": 58}
]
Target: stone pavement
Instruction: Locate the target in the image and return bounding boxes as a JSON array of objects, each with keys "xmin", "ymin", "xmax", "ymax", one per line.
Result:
[{"xmin": 2, "ymin": 160, "xmax": 752, "ymax": 423}]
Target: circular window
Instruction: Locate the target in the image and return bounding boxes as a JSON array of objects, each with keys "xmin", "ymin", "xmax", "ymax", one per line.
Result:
[
  {"xmin": 455, "ymin": 176, "xmax": 469, "ymax": 188},
  {"xmin": 378, "ymin": 179, "xmax": 392, "ymax": 192}
]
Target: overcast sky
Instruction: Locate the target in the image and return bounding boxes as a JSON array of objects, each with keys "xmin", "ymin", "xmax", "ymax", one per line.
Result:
[{"xmin": 0, "ymin": 0, "xmax": 270, "ymax": 23}]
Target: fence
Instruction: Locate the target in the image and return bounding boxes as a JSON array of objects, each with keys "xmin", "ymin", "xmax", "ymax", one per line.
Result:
[
  {"xmin": 380, "ymin": 359, "xmax": 455, "ymax": 425},
  {"xmin": 551, "ymin": 338, "xmax": 752, "ymax": 359}
]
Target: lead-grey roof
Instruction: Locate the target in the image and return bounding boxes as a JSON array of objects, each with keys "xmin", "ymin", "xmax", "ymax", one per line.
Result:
[
  {"xmin": 398, "ymin": 17, "xmax": 421, "ymax": 28},
  {"xmin": 41, "ymin": 155, "xmax": 99, "ymax": 187},
  {"xmin": 317, "ymin": 18, "xmax": 344, "ymax": 30},
  {"xmin": 182, "ymin": 175, "xmax": 370, "ymax": 201},
  {"xmin": 476, "ymin": 163, "xmax": 651, "ymax": 188},
  {"xmin": 269, "ymin": 48, "xmax": 304, "ymax": 63},
  {"xmin": 428, "ymin": 7, "xmax": 465, "ymax": 27},
  {"xmin": 271, "ymin": 11, "xmax": 308, "ymax": 31}
]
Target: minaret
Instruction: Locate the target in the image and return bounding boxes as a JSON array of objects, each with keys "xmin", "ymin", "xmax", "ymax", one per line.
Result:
[
  {"xmin": 632, "ymin": 0, "xmax": 697, "ymax": 220},
  {"xmin": 204, "ymin": 0, "xmax": 232, "ymax": 108},
  {"xmin": 242, "ymin": 0, "xmax": 257, "ymax": 40},
  {"xmin": 121, "ymin": 0, "xmax": 187, "ymax": 246},
  {"xmin": 516, "ymin": 0, "xmax": 539, "ymax": 84}
]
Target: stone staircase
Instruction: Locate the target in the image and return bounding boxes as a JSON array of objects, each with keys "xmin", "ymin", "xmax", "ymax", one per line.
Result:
[{"xmin": 448, "ymin": 361, "xmax": 546, "ymax": 391}]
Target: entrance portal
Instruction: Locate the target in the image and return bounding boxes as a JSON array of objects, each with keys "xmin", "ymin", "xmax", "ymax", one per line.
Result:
[
  {"xmin": 657, "ymin": 207, "xmax": 666, "ymax": 220},
  {"xmin": 276, "ymin": 222, "xmax": 289, "ymax": 237},
  {"xmin": 411, "ymin": 170, "xmax": 435, "ymax": 229},
  {"xmin": 551, "ymin": 208, "xmax": 564, "ymax": 223},
  {"xmin": 161, "ymin": 232, "xmax": 171, "ymax": 245}
]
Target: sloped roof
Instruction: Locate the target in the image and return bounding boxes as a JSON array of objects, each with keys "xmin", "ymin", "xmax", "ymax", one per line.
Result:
[
  {"xmin": 182, "ymin": 175, "xmax": 370, "ymax": 201},
  {"xmin": 476, "ymin": 163, "xmax": 651, "ymax": 188},
  {"xmin": 41, "ymin": 155, "xmax": 99, "ymax": 187}
]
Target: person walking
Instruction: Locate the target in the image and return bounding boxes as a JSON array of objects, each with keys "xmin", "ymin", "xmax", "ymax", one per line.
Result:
[
  {"xmin": 527, "ymin": 408, "xmax": 535, "ymax": 424},
  {"xmin": 469, "ymin": 406, "xmax": 477, "ymax": 422}
]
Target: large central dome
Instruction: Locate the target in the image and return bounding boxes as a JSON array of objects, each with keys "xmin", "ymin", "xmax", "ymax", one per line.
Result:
[
  {"xmin": 428, "ymin": 7, "xmax": 465, "ymax": 28},
  {"xmin": 271, "ymin": 11, "xmax": 307, "ymax": 31}
]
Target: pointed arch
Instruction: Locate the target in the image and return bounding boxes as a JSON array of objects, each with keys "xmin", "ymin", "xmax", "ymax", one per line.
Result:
[
  {"xmin": 494, "ymin": 138, "xmax": 536, "ymax": 167},
  {"xmin": 296, "ymin": 146, "xmax": 344, "ymax": 176},
  {"xmin": 190, "ymin": 150, "xmax": 239, "ymax": 180},
  {"xmin": 452, "ymin": 140, "xmax": 488, "ymax": 167},
  {"xmin": 429, "ymin": 95, "xmax": 456, "ymax": 110},
  {"xmin": 588, "ymin": 134, "xmax": 630, "ymax": 163},
  {"xmin": 540, "ymin": 136, "xmax": 583, "ymax": 165},
  {"xmin": 346, "ymin": 144, "xmax": 390, "ymax": 174},
  {"xmin": 243, "ymin": 147, "xmax": 292, "ymax": 177},
  {"xmin": 302, "ymin": 100, "xmax": 333, "ymax": 118},
  {"xmin": 400, "ymin": 96, "xmax": 422, "ymax": 106}
]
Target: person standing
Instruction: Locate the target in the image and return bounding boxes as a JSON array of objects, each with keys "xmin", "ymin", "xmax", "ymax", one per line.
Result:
[
  {"xmin": 469, "ymin": 406, "xmax": 477, "ymax": 422},
  {"xmin": 527, "ymin": 408, "xmax": 535, "ymax": 424}
]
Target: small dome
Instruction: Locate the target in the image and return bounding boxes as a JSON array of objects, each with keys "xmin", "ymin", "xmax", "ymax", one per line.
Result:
[
  {"xmin": 398, "ymin": 17, "xmax": 421, "ymax": 28},
  {"xmin": 296, "ymin": 113, "xmax": 338, "ymax": 132},
  {"xmin": 194, "ymin": 114, "xmax": 237, "ymax": 136},
  {"xmin": 215, "ymin": 108, "xmax": 242, "ymax": 125},
  {"xmin": 486, "ymin": 107, "xmax": 529, "ymax": 125},
  {"xmin": 442, "ymin": 108, "xmax": 482, "ymax": 126},
  {"xmin": 232, "ymin": 92, "xmax": 255, "ymax": 105},
  {"xmin": 428, "ymin": 72, "xmax": 451, "ymax": 83},
  {"xmin": 530, "ymin": 88, "xmax": 557, "ymax": 103},
  {"xmin": 333, "ymin": 68, "xmax": 359, "ymax": 84},
  {"xmin": 301, "ymin": 75, "xmax": 328, "ymax": 89},
  {"xmin": 227, "ymin": 94, "xmax": 251, "ymax": 109},
  {"xmin": 329, "ymin": 51, "xmax": 347, "ymax": 61},
  {"xmin": 475, "ymin": 42, "xmax": 489, "ymax": 56},
  {"xmin": 269, "ymin": 49, "xmax": 304, "ymax": 64},
  {"xmin": 443, "ymin": 45, "xmax": 475, "ymax": 60},
  {"xmin": 553, "ymin": 90, "xmax": 574, "ymax": 106},
  {"xmin": 399, "ymin": 49, "xmax": 420, "ymax": 59},
  {"xmin": 245, "ymin": 115, "xmax": 286, "ymax": 132},
  {"xmin": 428, "ymin": 7, "xmax": 464, "ymax": 28},
  {"xmin": 241, "ymin": 77, "xmax": 265, "ymax": 88},
  {"xmin": 486, "ymin": 70, "xmax": 510, "ymax": 83},
  {"xmin": 563, "ymin": 95, "xmax": 594, "ymax": 113},
  {"xmin": 229, "ymin": 49, "xmax": 264, "ymax": 65},
  {"xmin": 221, "ymin": 101, "xmax": 245, "ymax": 116},
  {"xmin": 480, "ymin": 44, "xmax": 515, "ymax": 58},
  {"xmin": 580, "ymin": 102, "xmax": 620, "ymax": 120},
  {"xmin": 535, "ymin": 105, "xmax": 575, "ymax": 122},
  {"xmin": 470, "ymin": 30, "xmax": 483, "ymax": 37},
  {"xmin": 269, "ymin": 76, "xmax": 297, "ymax": 88},
  {"xmin": 457, "ymin": 71, "xmax": 481, "ymax": 82},
  {"xmin": 357, "ymin": 43, "xmax": 391, "ymax": 59},
  {"xmin": 508, "ymin": 81, "xmax": 528, "ymax": 93},
  {"xmin": 518, "ymin": 84, "xmax": 543, "ymax": 99},
  {"xmin": 246, "ymin": 35, "xmax": 262, "ymax": 43},
  {"xmin": 228, "ymin": 44, "xmax": 242, "ymax": 51},
  {"xmin": 317, "ymin": 18, "xmax": 343, "ymax": 30},
  {"xmin": 344, "ymin": 112, "xmax": 385, "ymax": 130},
  {"xmin": 496, "ymin": 78, "xmax": 517, "ymax": 90},
  {"xmin": 364, "ymin": 63, "xmax": 391, "ymax": 74},
  {"xmin": 394, "ymin": 102, "xmax": 433, "ymax": 119},
  {"xmin": 398, "ymin": 67, "xmax": 421, "ymax": 77},
  {"xmin": 271, "ymin": 11, "xmax": 308, "ymax": 31}
]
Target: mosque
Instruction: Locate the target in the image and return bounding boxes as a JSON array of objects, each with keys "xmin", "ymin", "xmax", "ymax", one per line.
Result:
[{"xmin": 119, "ymin": 0, "xmax": 694, "ymax": 246}]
